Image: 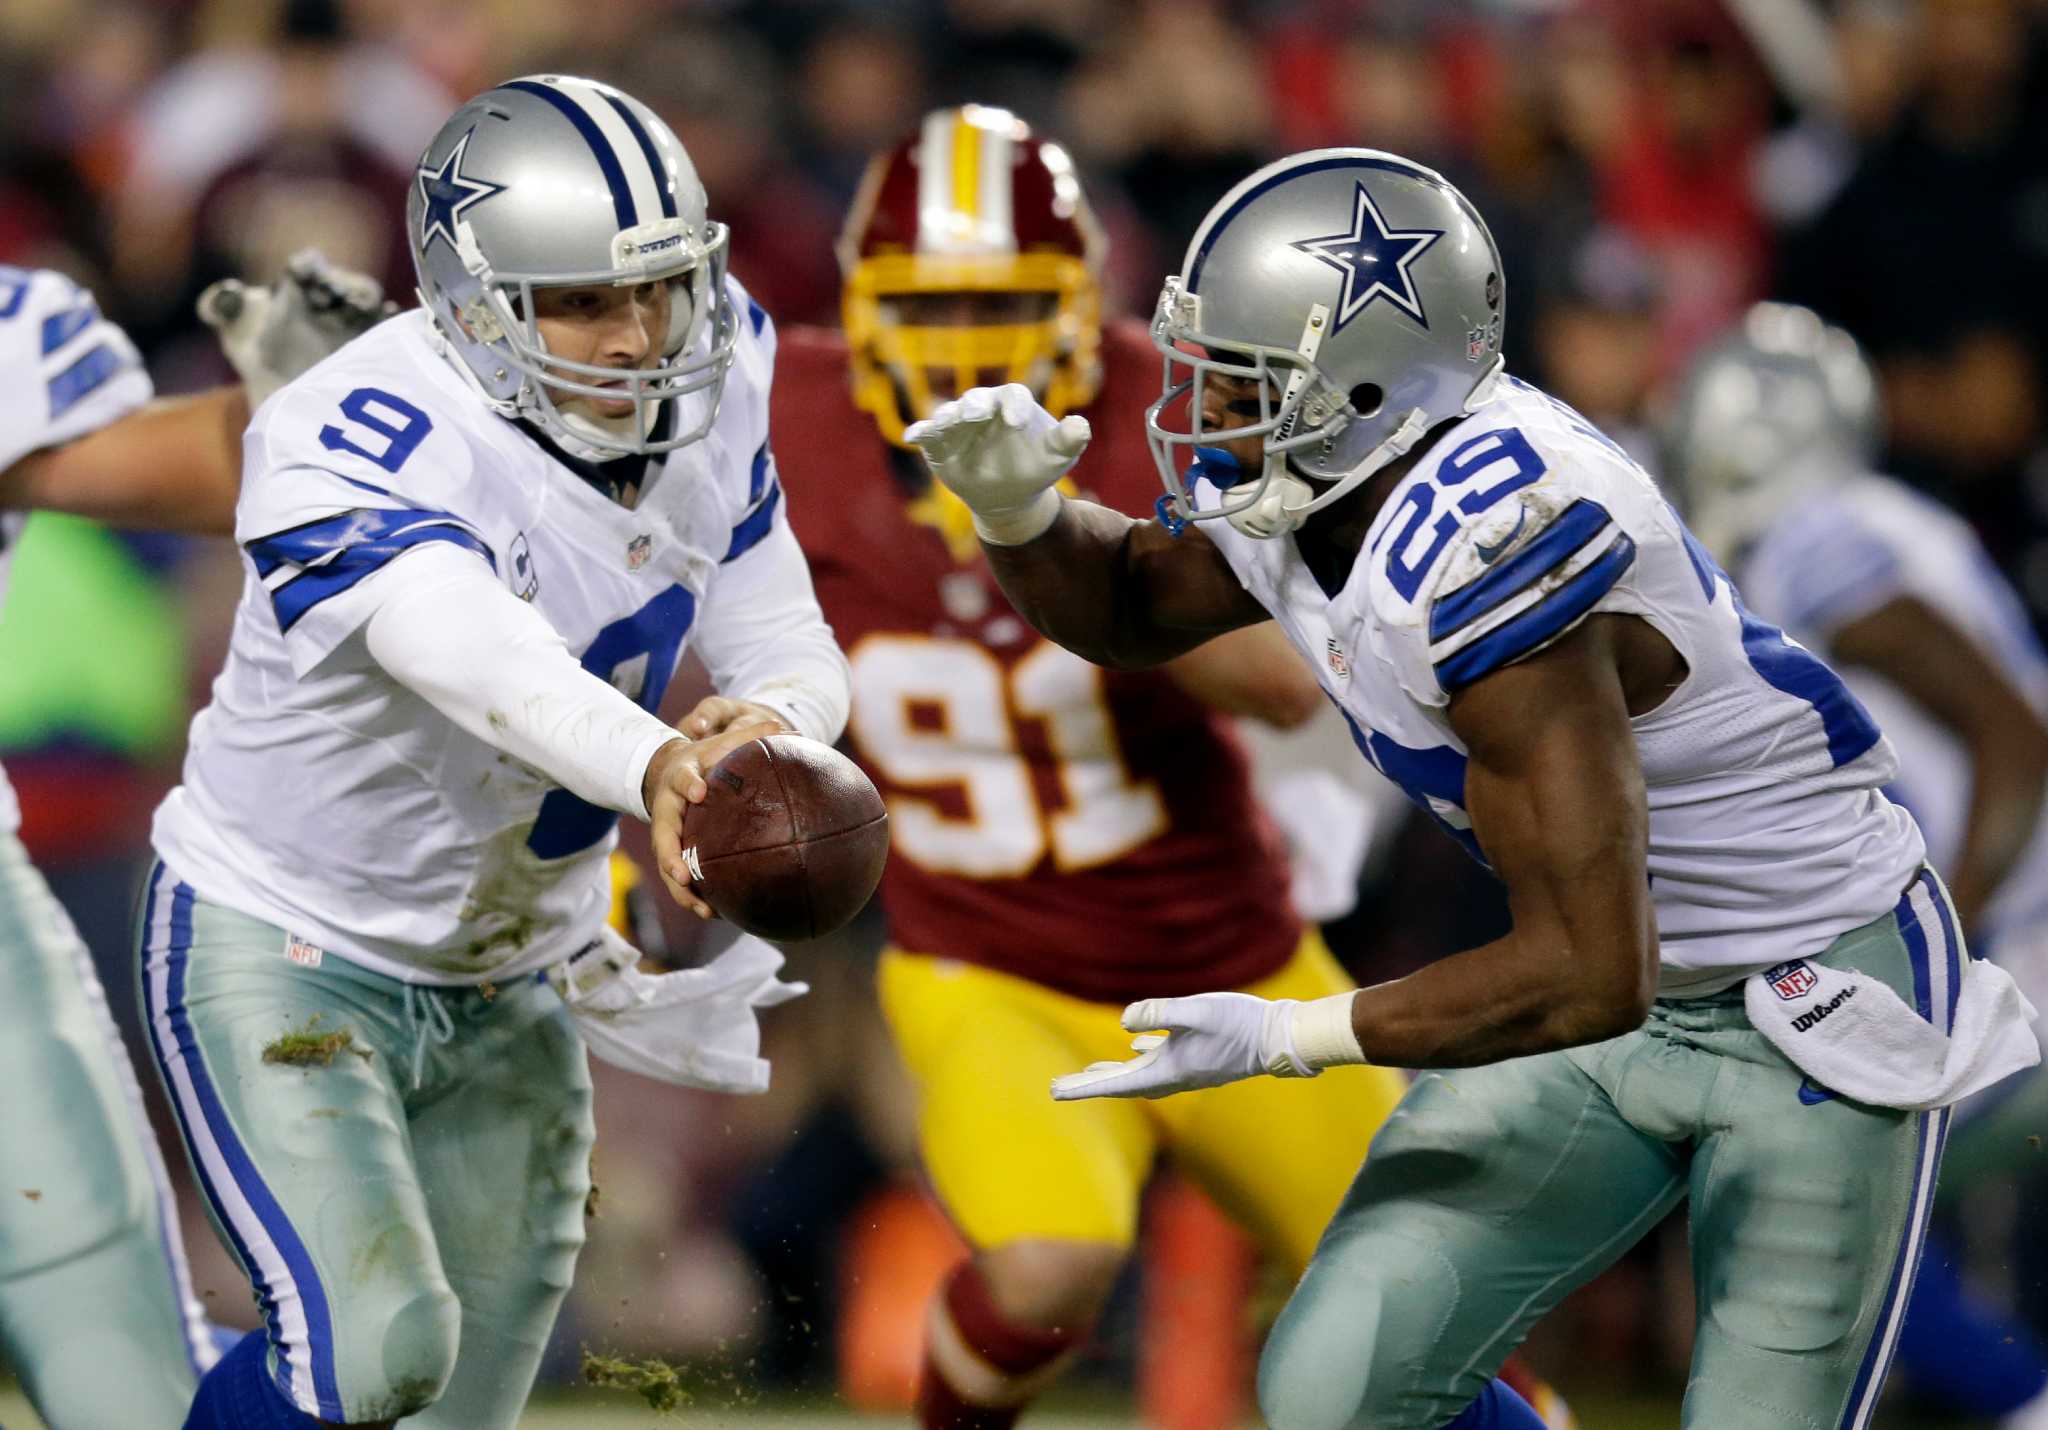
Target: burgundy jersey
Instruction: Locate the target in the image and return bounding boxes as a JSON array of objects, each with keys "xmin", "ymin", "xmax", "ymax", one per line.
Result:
[{"xmin": 774, "ymin": 321, "xmax": 1299, "ymax": 1002}]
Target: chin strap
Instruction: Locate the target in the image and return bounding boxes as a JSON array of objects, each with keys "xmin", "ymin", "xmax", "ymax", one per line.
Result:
[
  {"xmin": 1224, "ymin": 463, "xmax": 1317, "ymax": 539},
  {"xmin": 1224, "ymin": 406, "xmax": 1434, "ymax": 540},
  {"xmin": 1215, "ymin": 358, "xmax": 1506, "ymax": 542}
]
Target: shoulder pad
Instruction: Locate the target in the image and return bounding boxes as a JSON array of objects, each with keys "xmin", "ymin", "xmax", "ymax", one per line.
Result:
[{"xmin": 1362, "ymin": 408, "xmax": 1648, "ymax": 701}]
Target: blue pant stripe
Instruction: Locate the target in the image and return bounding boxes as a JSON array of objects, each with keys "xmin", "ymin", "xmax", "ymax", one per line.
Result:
[
  {"xmin": 141, "ymin": 866, "xmax": 345, "ymax": 1420},
  {"xmin": 1896, "ymin": 881, "xmax": 1933, "ymax": 1025},
  {"xmin": 1839, "ymin": 1105, "xmax": 1947, "ymax": 1428},
  {"xmin": 1923, "ymin": 871, "xmax": 1964, "ymax": 1034}
]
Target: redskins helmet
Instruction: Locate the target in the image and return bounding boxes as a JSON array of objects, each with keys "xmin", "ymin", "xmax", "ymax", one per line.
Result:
[{"xmin": 839, "ymin": 105, "xmax": 1105, "ymax": 447}]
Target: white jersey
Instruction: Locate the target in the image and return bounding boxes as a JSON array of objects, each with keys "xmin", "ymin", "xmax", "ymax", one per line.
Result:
[
  {"xmin": 1737, "ymin": 474, "xmax": 2048, "ymax": 945},
  {"xmin": 153, "ymin": 284, "xmax": 837, "ymax": 984},
  {"xmin": 0, "ymin": 267, "xmax": 154, "ymax": 834},
  {"xmin": 1196, "ymin": 376, "xmax": 1924, "ymax": 996}
]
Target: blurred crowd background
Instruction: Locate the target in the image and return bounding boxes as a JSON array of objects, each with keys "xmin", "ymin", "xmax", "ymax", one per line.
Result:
[{"xmin": 4, "ymin": 0, "xmax": 2048, "ymax": 1420}]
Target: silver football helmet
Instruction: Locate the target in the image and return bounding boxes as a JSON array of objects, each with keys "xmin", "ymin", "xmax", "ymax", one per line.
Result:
[
  {"xmin": 407, "ymin": 74, "xmax": 737, "ymax": 460},
  {"xmin": 1664, "ymin": 302, "xmax": 1881, "ymax": 560},
  {"xmin": 1149, "ymin": 148, "xmax": 1507, "ymax": 539}
]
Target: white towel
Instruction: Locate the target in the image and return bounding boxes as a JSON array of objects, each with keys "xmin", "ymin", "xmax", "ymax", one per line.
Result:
[
  {"xmin": 1745, "ymin": 954, "xmax": 2040, "ymax": 1112},
  {"xmin": 548, "ymin": 929, "xmax": 808, "ymax": 1094}
]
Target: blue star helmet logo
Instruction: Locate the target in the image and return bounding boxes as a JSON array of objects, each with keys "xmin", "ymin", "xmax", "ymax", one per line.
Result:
[
  {"xmin": 1290, "ymin": 181, "xmax": 1445, "ymax": 333},
  {"xmin": 416, "ymin": 128, "xmax": 506, "ymax": 255}
]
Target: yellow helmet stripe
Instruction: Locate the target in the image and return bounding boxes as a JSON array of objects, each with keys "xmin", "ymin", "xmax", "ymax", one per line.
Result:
[{"xmin": 951, "ymin": 111, "xmax": 981, "ymax": 220}]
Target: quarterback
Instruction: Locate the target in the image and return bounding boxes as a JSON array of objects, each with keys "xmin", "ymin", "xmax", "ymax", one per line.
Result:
[
  {"xmin": 909, "ymin": 149, "xmax": 2039, "ymax": 1429},
  {"xmin": 776, "ymin": 105, "xmax": 1479, "ymax": 1430},
  {"xmin": 143, "ymin": 76, "xmax": 846, "ymax": 1430}
]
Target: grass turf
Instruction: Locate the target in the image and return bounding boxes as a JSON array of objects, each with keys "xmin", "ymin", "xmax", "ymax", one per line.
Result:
[{"xmin": 0, "ymin": 1383, "xmax": 1997, "ymax": 1428}]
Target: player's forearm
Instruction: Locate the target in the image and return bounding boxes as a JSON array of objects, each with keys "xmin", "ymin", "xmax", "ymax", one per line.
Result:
[
  {"xmin": 982, "ymin": 498, "xmax": 1216, "ymax": 670},
  {"xmin": 0, "ymin": 388, "xmax": 246, "ymax": 532},
  {"xmin": 1368, "ymin": 617, "xmax": 1658, "ymax": 1065},
  {"xmin": 363, "ymin": 549, "xmax": 680, "ymax": 819},
  {"xmin": 1345, "ymin": 923, "xmax": 1656, "ymax": 1067}
]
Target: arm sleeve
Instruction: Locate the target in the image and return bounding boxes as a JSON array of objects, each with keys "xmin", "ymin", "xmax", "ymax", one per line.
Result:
[
  {"xmin": 695, "ymin": 485, "xmax": 851, "ymax": 744},
  {"xmin": 362, "ymin": 543, "xmax": 680, "ymax": 820}
]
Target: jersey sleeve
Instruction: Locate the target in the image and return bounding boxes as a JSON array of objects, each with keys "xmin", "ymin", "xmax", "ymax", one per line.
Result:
[
  {"xmin": 1423, "ymin": 488, "xmax": 1640, "ymax": 695},
  {"xmin": 235, "ymin": 369, "xmax": 496, "ymax": 677},
  {"xmin": 0, "ymin": 268, "xmax": 153, "ymax": 472},
  {"xmin": 1367, "ymin": 416, "xmax": 1658, "ymax": 705},
  {"xmin": 695, "ymin": 487, "xmax": 850, "ymax": 743}
]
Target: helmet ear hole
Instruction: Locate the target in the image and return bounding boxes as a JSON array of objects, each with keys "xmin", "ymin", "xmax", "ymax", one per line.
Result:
[{"xmin": 1349, "ymin": 383, "xmax": 1384, "ymax": 418}]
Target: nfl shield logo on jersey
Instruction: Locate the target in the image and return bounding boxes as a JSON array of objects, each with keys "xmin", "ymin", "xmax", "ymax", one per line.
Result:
[
  {"xmin": 626, "ymin": 534, "xmax": 653, "ymax": 571},
  {"xmin": 1766, "ymin": 961, "xmax": 1818, "ymax": 1001},
  {"xmin": 284, "ymin": 932, "xmax": 324, "ymax": 969},
  {"xmin": 1326, "ymin": 637, "xmax": 1351, "ymax": 681}
]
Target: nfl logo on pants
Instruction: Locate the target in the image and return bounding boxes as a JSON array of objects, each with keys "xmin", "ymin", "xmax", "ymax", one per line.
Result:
[{"xmin": 1766, "ymin": 961, "xmax": 1818, "ymax": 1001}]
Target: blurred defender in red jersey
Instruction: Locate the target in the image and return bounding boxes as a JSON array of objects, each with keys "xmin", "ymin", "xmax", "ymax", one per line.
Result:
[{"xmin": 772, "ymin": 107, "xmax": 1574, "ymax": 1429}]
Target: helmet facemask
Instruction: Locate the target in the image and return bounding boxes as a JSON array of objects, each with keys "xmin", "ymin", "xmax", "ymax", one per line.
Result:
[
  {"xmin": 1148, "ymin": 278, "xmax": 1445, "ymax": 539},
  {"xmin": 425, "ymin": 214, "xmax": 738, "ymax": 462},
  {"xmin": 845, "ymin": 250, "xmax": 1099, "ymax": 447}
]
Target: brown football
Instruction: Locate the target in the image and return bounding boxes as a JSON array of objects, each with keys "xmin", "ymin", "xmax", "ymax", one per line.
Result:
[{"xmin": 680, "ymin": 734, "xmax": 889, "ymax": 941}]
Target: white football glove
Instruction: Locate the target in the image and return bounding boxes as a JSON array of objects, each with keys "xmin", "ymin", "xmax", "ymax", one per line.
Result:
[
  {"xmin": 903, "ymin": 382, "xmax": 1091, "ymax": 545},
  {"xmin": 547, "ymin": 929, "xmax": 806, "ymax": 1094},
  {"xmin": 198, "ymin": 248, "xmax": 394, "ymax": 406},
  {"xmin": 1050, "ymin": 992, "xmax": 1321, "ymax": 1101}
]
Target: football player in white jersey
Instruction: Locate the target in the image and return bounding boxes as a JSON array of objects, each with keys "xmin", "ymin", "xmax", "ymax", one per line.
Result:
[
  {"xmin": 906, "ymin": 150, "xmax": 2037, "ymax": 1430},
  {"xmin": 0, "ymin": 255, "xmax": 383, "ymax": 1429},
  {"xmin": 1669, "ymin": 303, "xmax": 2048, "ymax": 1430},
  {"xmin": 142, "ymin": 77, "xmax": 848, "ymax": 1430}
]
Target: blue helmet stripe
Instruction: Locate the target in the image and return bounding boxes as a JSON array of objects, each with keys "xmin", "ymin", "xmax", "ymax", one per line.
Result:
[
  {"xmin": 1187, "ymin": 154, "xmax": 1443, "ymax": 292},
  {"xmin": 502, "ymin": 79, "xmax": 637, "ymax": 230},
  {"xmin": 602, "ymin": 93, "xmax": 678, "ymax": 220}
]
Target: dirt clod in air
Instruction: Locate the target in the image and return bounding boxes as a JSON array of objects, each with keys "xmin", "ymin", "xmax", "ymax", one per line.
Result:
[{"xmin": 581, "ymin": 1349, "xmax": 687, "ymax": 1414}]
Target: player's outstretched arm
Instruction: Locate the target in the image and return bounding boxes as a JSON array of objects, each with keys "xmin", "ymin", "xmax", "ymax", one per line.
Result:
[
  {"xmin": 1053, "ymin": 614, "xmax": 1661, "ymax": 1101},
  {"xmin": 1830, "ymin": 594, "xmax": 2048, "ymax": 928},
  {"xmin": 907, "ymin": 384, "xmax": 1268, "ymax": 669},
  {"xmin": 354, "ymin": 543, "xmax": 775, "ymax": 919},
  {"xmin": 0, "ymin": 251, "xmax": 389, "ymax": 534},
  {"xmin": 0, "ymin": 388, "xmax": 247, "ymax": 533}
]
